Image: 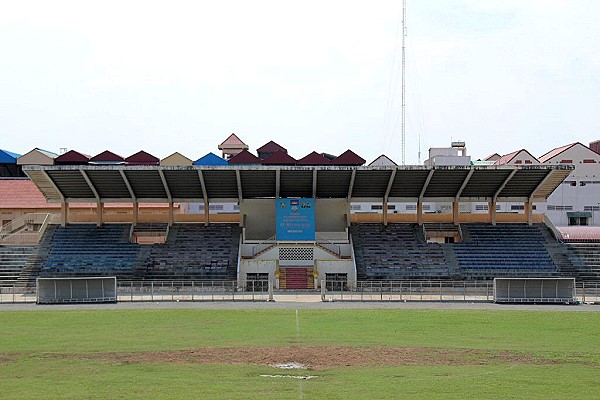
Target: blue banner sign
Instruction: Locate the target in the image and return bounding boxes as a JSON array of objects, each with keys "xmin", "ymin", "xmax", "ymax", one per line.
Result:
[{"xmin": 276, "ymin": 198, "xmax": 315, "ymax": 241}]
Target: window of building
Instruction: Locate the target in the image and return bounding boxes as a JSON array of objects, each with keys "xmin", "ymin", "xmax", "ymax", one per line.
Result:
[
  {"xmin": 560, "ymin": 159, "xmax": 573, "ymax": 164},
  {"xmin": 511, "ymin": 205, "xmax": 537, "ymax": 211},
  {"xmin": 569, "ymin": 217, "xmax": 589, "ymax": 226},
  {"xmin": 583, "ymin": 159, "xmax": 597, "ymax": 163},
  {"xmin": 547, "ymin": 205, "xmax": 573, "ymax": 211}
]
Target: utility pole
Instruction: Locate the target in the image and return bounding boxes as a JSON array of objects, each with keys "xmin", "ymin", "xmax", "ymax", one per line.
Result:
[{"xmin": 401, "ymin": 0, "xmax": 407, "ymax": 165}]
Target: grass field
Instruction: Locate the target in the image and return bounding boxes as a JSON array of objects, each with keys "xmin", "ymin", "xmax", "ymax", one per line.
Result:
[{"xmin": 1, "ymin": 308, "xmax": 599, "ymax": 399}]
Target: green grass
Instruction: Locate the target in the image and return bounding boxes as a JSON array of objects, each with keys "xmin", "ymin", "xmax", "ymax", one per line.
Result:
[{"xmin": 1, "ymin": 309, "xmax": 600, "ymax": 399}]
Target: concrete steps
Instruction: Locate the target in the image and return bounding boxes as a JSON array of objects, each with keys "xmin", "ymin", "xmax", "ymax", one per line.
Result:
[{"xmin": 279, "ymin": 267, "xmax": 314, "ymax": 290}]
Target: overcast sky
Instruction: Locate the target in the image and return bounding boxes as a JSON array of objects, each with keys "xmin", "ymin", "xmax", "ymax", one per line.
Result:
[{"xmin": 1, "ymin": 0, "xmax": 599, "ymax": 164}]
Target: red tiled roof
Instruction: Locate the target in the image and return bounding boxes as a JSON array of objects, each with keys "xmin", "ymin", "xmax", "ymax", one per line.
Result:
[
  {"xmin": 484, "ymin": 153, "xmax": 501, "ymax": 161},
  {"xmin": 54, "ymin": 150, "xmax": 90, "ymax": 165},
  {"xmin": 257, "ymin": 141, "xmax": 287, "ymax": 153},
  {"xmin": 0, "ymin": 180, "xmax": 175, "ymax": 209},
  {"xmin": 90, "ymin": 150, "xmax": 125, "ymax": 163},
  {"xmin": 0, "ymin": 179, "xmax": 58, "ymax": 209},
  {"xmin": 262, "ymin": 151, "xmax": 297, "ymax": 165},
  {"xmin": 125, "ymin": 151, "xmax": 159, "ymax": 165},
  {"xmin": 332, "ymin": 150, "xmax": 366, "ymax": 166},
  {"xmin": 494, "ymin": 149, "xmax": 538, "ymax": 166},
  {"xmin": 538, "ymin": 143, "xmax": 576, "ymax": 163},
  {"xmin": 228, "ymin": 149, "xmax": 262, "ymax": 164},
  {"xmin": 218, "ymin": 133, "xmax": 248, "ymax": 148},
  {"xmin": 296, "ymin": 151, "xmax": 333, "ymax": 165}
]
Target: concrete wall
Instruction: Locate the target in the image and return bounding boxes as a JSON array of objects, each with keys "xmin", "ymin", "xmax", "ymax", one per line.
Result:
[
  {"xmin": 315, "ymin": 259, "xmax": 355, "ymax": 284},
  {"xmin": 17, "ymin": 150, "xmax": 55, "ymax": 165},
  {"xmin": 541, "ymin": 144, "xmax": 600, "ymax": 226},
  {"xmin": 239, "ymin": 259, "xmax": 277, "ymax": 287},
  {"xmin": 506, "ymin": 151, "xmax": 539, "ymax": 165},
  {"xmin": 315, "ymin": 199, "xmax": 347, "ymax": 233},
  {"xmin": 241, "ymin": 199, "xmax": 276, "ymax": 240}
]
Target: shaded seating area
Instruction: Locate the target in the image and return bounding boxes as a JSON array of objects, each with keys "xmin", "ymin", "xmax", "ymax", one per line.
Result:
[
  {"xmin": 140, "ymin": 224, "xmax": 240, "ymax": 280},
  {"xmin": 454, "ymin": 224, "xmax": 557, "ymax": 279},
  {"xmin": 351, "ymin": 223, "xmax": 451, "ymax": 280},
  {"xmin": 40, "ymin": 224, "xmax": 139, "ymax": 279}
]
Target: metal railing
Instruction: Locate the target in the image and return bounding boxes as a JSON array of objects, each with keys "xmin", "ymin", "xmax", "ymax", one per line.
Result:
[
  {"xmin": 2, "ymin": 280, "xmax": 600, "ymax": 304},
  {"xmin": 251, "ymin": 236, "xmax": 277, "ymax": 256},
  {"xmin": 0, "ymin": 213, "xmax": 56, "ymax": 245},
  {"xmin": 116, "ymin": 280, "xmax": 273, "ymax": 302},
  {"xmin": 321, "ymin": 280, "xmax": 600, "ymax": 303},
  {"xmin": 0, "ymin": 280, "xmax": 273, "ymax": 303},
  {"xmin": 315, "ymin": 236, "xmax": 342, "ymax": 257}
]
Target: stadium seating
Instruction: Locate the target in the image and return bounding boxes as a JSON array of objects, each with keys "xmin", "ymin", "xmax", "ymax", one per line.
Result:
[
  {"xmin": 565, "ymin": 243, "xmax": 600, "ymax": 281},
  {"xmin": 351, "ymin": 223, "xmax": 451, "ymax": 280},
  {"xmin": 138, "ymin": 224, "xmax": 240, "ymax": 280},
  {"xmin": 454, "ymin": 224, "xmax": 558, "ymax": 279},
  {"xmin": 0, "ymin": 245, "xmax": 37, "ymax": 287},
  {"xmin": 39, "ymin": 224, "xmax": 140, "ymax": 279}
]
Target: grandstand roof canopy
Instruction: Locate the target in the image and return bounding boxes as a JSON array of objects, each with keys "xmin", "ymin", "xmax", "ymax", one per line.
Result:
[{"xmin": 23, "ymin": 164, "xmax": 573, "ymax": 203}]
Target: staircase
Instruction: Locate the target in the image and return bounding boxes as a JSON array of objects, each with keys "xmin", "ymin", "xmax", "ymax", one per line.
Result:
[
  {"xmin": 566, "ymin": 243, "xmax": 600, "ymax": 282},
  {"xmin": 539, "ymin": 224, "xmax": 578, "ymax": 278},
  {"xmin": 16, "ymin": 224, "xmax": 57, "ymax": 287},
  {"xmin": 279, "ymin": 267, "xmax": 314, "ymax": 290},
  {"xmin": 0, "ymin": 245, "xmax": 38, "ymax": 287}
]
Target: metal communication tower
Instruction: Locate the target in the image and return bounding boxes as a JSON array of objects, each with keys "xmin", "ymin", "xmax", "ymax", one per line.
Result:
[{"xmin": 401, "ymin": 0, "xmax": 407, "ymax": 165}]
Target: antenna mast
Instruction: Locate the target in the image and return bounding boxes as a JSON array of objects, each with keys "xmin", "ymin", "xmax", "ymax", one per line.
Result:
[{"xmin": 401, "ymin": 0, "xmax": 407, "ymax": 165}]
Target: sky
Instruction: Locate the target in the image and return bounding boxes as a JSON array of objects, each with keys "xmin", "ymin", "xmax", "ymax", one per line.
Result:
[{"xmin": 1, "ymin": 0, "xmax": 599, "ymax": 164}]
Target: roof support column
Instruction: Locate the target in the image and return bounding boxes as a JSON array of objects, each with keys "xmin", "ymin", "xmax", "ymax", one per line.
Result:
[
  {"xmin": 453, "ymin": 169, "xmax": 473, "ymax": 226},
  {"xmin": 96, "ymin": 202, "xmax": 103, "ymax": 228},
  {"xmin": 383, "ymin": 199, "xmax": 388, "ymax": 226},
  {"xmin": 132, "ymin": 202, "xmax": 138, "ymax": 226},
  {"xmin": 235, "ymin": 170, "xmax": 243, "ymax": 203},
  {"xmin": 168, "ymin": 202, "xmax": 174, "ymax": 227},
  {"xmin": 204, "ymin": 199, "xmax": 210, "ymax": 227},
  {"xmin": 418, "ymin": 170, "xmax": 434, "ymax": 226},
  {"xmin": 312, "ymin": 169, "xmax": 318, "ymax": 198},
  {"xmin": 61, "ymin": 202, "xmax": 68, "ymax": 227},
  {"xmin": 452, "ymin": 201, "xmax": 459, "ymax": 225},
  {"xmin": 417, "ymin": 200, "xmax": 423, "ymax": 226},
  {"xmin": 383, "ymin": 169, "xmax": 397, "ymax": 227},
  {"xmin": 347, "ymin": 170, "xmax": 356, "ymax": 200},
  {"xmin": 525, "ymin": 200, "xmax": 533, "ymax": 225},
  {"xmin": 118, "ymin": 171, "xmax": 137, "ymax": 227},
  {"xmin": 489, "ymin": 201, "xmax": 496, "ymax": 225},
  {"xmin": 197, "ymin": 170, "xmax": 209, "ymax": 227}
]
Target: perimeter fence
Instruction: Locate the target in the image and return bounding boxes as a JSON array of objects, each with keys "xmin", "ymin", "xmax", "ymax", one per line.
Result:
[
  {"xmin": 320, "ymin": 280, "xmax": 600, "ymax": 303},
  {"xmin": 0, "ymin": 280, "xmax": 273, "ymax": 303},
  {"xmin": 2, "ymin": 280, "xmax": 600, "ymax": 304}
]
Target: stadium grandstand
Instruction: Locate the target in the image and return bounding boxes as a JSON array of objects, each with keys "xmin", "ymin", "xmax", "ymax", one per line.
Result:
[{"xmin": 2, "ymin": 135, "xmax": 600, "ymax": 299}]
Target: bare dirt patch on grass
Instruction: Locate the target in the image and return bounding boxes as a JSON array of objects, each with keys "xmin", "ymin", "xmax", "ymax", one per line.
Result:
[{"xmin": 26, "ymin": 346, "xmax": 598, "ymax": 370}]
